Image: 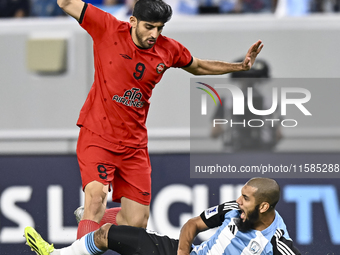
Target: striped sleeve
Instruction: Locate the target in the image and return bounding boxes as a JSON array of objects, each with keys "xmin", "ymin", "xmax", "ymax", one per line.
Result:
[
  {"xmin": 270, "ymin": 229, "xmax": 301, "ymax": 255},
  {"xmin": 200, "ymin": 201, "xmax": 239, "ymax": 228}
]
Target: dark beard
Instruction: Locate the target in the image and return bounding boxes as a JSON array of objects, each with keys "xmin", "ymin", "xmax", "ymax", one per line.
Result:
[
  {"xmin": 235, "ymin": 204, "xmax": 260, "ymax": 232},
  {"xmin": 135, "ymin": 25, "xmax": 153, "ymax": 49}
]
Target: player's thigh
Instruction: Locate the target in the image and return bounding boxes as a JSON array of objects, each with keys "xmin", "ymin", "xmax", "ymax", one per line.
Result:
[
  {"xmin": 144, "ymin": 230, "xmax": 179, "ymax": 255},
  {"xmin": 77, "ymin": 128, "xmax": 117, "ymax": 190},
  {"xmin": 107, "ymin": 225, "xmax": 178, "ymax": 255},
  {"xmin": 112, "ymin": 147, "xmax": 152, "ymax": 204}
]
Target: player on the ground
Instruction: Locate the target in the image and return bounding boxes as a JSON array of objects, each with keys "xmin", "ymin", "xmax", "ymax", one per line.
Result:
[
  {"xmin": 25, "ymin": 178, "xmax": 301, "ymax": 255},
  {"xmin": 57, "ymin": 0, "xmax": 263, "ymax": 239}
]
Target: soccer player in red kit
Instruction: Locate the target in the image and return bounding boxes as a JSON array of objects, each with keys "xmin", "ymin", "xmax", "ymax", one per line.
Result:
[{"xmin": 57, "ymin": 0, "xmax": 263, "ymax": 239}]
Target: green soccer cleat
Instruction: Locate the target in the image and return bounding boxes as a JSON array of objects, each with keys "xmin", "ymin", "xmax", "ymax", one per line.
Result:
[{"xmin": 24, "ymin": 227, "xmax": 55, "ymax": 255}]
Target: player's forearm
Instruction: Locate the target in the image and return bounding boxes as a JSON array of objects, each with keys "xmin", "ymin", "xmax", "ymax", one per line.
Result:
[
  {"xmin": 178, "ymin": 218, "xmax": 201, "ymax": 255},
  {"xmin": 194, "ymin": 59, "xmax": 246, "ymax": 75}
]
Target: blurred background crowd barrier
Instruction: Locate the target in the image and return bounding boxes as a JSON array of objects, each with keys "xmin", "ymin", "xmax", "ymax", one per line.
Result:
[{"xmin": 1, "ymin": 0, "xmax": 340, "ymax": 18}]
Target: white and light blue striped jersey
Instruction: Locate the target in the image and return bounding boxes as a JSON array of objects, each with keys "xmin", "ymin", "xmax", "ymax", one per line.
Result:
[{"xmin": 190, "ymin": 201, "xmax": 300, "ymax": 255}]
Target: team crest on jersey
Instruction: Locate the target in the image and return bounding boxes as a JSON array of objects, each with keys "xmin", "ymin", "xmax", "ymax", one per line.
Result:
[
  {"xmin": 112, "ymin": 87, "xmax": 145, "ymax": 108},
  {"xmin": 204, "ymin": 205, "xmax": 218, "ymax": 219},
  {"xmin": 249, "ymin": 241, "xmax": 261, "ymax": 254},
  {"xmin": 156, "ymin": 63, "xmax": 165, "ymax": 74}
]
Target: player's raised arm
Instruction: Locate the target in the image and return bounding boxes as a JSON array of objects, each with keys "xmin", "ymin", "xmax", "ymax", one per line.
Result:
[
  {"xmin": 57, "ymin": 0, "xmax": 85, "ymax": 21},
  {"xmin": 177, "ymin": 216, "xmax": 209, "ymax": 255},
  {"xmin": 183, "ymin": 40, "xmax": 263, "ymax": 75}
]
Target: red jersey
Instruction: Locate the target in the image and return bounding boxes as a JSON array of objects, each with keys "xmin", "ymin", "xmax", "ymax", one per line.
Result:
[{"xmin": 77, "ymin": 4, "xmax": 192, "ymax": 148}]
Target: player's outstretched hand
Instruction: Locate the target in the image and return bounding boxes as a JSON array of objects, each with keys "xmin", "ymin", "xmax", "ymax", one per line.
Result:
[{"xmin": 242, "ymin": 40, "xmax": 263, "ymax": 71}]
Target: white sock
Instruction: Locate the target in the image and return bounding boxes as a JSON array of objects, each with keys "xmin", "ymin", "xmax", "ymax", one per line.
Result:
[{"xmin": 51, "ymin": 232, "xmax": 104, "ymax": 255}]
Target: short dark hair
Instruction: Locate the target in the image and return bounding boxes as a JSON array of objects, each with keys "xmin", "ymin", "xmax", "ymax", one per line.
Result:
[
  {"xmin": 246, "ymin": 178, "xmax": 280, "ymax": 210},
  {"xmin": 132, "ymin": 0, "xmax": 172, "ymax": 24}
]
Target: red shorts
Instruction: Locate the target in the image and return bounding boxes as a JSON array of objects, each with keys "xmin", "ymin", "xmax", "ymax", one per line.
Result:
[{"xmin": 76, "ymin": 127, "xmax": 151, "ymax": 205}]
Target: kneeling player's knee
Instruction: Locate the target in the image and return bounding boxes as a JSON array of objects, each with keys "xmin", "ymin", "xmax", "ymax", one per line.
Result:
[{"xmin": 94, "ymin": 224, "xmax": 112, "ymax": 250}]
